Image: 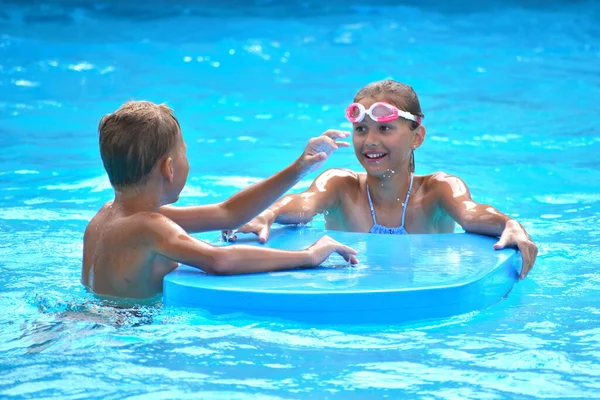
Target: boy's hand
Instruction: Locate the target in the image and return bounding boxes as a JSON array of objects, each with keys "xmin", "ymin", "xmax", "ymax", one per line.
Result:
[
  {"xmin": 222, "ymin": 210, "xmax": 274, "ymax": 243},
  {"xmin": 493, "ymin": 220, "xmax": 538, "ymax": 280},
  {"xmin": 298, "ymin": 130, "xmax": 351, "ymax": 174},
  {"xmin": 307, "ymin": 236, "xmax": 359, "ymax": 267}
]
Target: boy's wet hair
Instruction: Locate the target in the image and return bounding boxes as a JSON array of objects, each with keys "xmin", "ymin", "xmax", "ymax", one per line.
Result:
[
  {"xmin": 354, "ymin": 79, "xmax": 424, "ymax": 130},
  {"xmin": 99, "ymin": 101, "xmax": 181, "ymax": 189}
]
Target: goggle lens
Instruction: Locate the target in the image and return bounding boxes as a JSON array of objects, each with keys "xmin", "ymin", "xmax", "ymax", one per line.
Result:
[
  {"xmin": 370, "ymin": 104, "xmax": 397, "ymax": 120},
  {"xmin": 346, "ymin": 104, "xmax": 362, "ymax": 121}
]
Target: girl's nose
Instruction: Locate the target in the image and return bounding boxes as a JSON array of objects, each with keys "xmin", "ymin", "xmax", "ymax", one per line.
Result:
[{"xmin": 364, "ymin": 129, "xmax": 379, "ymax": 147}]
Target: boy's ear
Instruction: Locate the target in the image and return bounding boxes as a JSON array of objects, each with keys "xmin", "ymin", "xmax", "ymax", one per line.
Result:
[
  {"xmin": 413, "ymin": 124, "xmax": 426, "ymax": 150},
  {"xmin": 160, "ymin": 156, "xmax": 174, "ymax": 182}
]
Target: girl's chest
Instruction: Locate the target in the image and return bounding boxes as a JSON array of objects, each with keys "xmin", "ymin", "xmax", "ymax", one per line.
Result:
[{"xmin": 327, "ymin": 187, "xmax": 446, "ymax": 234}]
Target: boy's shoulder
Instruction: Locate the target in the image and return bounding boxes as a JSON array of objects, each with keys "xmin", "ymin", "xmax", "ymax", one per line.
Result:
[
  {"xmin": 85, "ymin": 201, "xmax": 175, "ymax": 242},
  {"xmin": 85, "ymin": 201, "xmax": 113, "ymax": 234}
]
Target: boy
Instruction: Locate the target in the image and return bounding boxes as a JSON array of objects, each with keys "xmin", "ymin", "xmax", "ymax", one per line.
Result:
[{"xmin": 82, "ymin": 101, "xmax": 358, "ymax": 299}]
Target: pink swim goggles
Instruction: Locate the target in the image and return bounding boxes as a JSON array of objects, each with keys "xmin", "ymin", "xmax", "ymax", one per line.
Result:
[{"xmin": 345, "ymin": 102, "xmax": 422, "ymax": 124}]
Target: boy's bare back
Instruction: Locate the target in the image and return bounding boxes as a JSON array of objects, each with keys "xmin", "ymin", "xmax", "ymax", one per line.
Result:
[{"xmin": 82, "ymin": 202, "xmax": 177, "ymax": 299}]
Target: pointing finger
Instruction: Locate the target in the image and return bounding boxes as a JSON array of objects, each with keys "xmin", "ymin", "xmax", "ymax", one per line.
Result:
[{"xmin": 519, "ymin": 248, "xmax": 534, "ymax": 280}]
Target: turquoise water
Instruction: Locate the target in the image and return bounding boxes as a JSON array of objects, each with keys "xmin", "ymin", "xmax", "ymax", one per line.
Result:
[{"xmin": 1, "ymin": 0, "xmax": 599, "ymax": 398}]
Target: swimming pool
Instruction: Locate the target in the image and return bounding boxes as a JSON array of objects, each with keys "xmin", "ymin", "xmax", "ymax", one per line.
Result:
[{"xmin": 1, "ymin": 0, "xmax": 599, "ymax": 398}]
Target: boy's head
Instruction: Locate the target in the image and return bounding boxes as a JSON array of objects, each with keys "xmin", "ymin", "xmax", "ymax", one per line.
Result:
[
  {"xmin": 99, "ymin": 101, "xmax": 188, "ymax": 199},
  {"xmin": 353, "ymin": 79, "xmax": 424, "ymax": 130}
]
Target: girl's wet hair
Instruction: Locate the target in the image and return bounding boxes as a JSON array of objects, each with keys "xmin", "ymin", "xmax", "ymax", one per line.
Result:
[{"xmin": 354, "ymin": 79, "xmax": 424, "ymax": 130}]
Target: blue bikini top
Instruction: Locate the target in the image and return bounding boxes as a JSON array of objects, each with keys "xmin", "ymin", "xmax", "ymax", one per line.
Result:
[{"xmin": 367, "ymin": 173, "xmax": 414, "ymax": 235}]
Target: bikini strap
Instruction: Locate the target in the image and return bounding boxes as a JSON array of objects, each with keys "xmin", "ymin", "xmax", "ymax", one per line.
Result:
[
  {"xmin": 366, "ymin": 184, "xmax": 378, "ymax": 225},
  {"xmin": 400, "ymin": 173, "xmax": 414, "ymax": 228}
]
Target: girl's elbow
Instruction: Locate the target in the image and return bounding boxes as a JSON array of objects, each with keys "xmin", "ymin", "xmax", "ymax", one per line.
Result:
[{"xmin": 277, "ymin": 210, "xmax": 315, "ymax": 225}]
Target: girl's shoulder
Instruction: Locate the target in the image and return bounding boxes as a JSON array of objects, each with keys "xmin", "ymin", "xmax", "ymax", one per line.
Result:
[
  {"xmin": 418, "ymin": 171, "xmax": 468, "ymax": 196},
  {"xmin": 313, "ymin": 168, "xmax": 362, "ymax": 189},
  {"xmin": 419, "ymin": 171, "xmax": 453, "ymax": 185}
]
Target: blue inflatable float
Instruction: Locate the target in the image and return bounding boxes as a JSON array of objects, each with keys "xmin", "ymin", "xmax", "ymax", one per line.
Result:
[{"xmin": 163, "ymin": 227, "xmax": 519, "ymax": 323}]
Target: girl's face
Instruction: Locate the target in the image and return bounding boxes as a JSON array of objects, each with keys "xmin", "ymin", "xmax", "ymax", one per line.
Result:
[{"xmin": 351, "ymin": 96, "xmax": 424, "ymax": 178}]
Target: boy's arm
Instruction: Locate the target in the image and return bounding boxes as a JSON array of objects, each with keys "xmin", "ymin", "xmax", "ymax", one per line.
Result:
[
  {"xmin": 432, "ymin": 172, "xmax": 538, "ymax": 280},
  {"xmin": 149, "ymin": 214, "xmax": 358, "ymax": 275},
  {"xmin": 160, "ymin": 130, "xmax": 350, "ymax": 233}
]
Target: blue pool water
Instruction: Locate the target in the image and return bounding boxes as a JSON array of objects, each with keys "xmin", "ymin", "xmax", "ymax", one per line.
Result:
[{"xmin": 1, "ymin": 0, "xmax": 599, "ymax": 398}]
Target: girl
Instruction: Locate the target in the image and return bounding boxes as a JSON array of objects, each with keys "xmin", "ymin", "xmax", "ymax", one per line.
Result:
[{"xmin": 224, "ymin": 79, "xmax": 538, "ymax": 279}]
